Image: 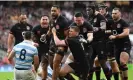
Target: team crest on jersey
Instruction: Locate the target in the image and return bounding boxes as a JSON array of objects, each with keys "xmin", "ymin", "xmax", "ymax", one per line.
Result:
[
  {"xmin": 27, "ymin": 26, "xmax": 30, "ymax": 30},
  {"xmin": 94, "ymin": 18, "xmax": 97, "ymax": 22},
  {"xmin": 83, "ymin": 28, "xmax": 87, "ymax": 33},
  {"xmin": 117, "ymin": 24, "xmax": 121, "ymax": 28},
  {"xmin": 56, "ymin": 25, "xmax": 60, "ymax": 29}
]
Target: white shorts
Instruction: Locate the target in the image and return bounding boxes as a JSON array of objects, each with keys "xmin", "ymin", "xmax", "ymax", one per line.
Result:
[
  {"xmin": 14, "ymin": 68, "xmax": 36, "ymax": 80},
  {"xmin": 65, "ymin": 53, "xmax": 74, "ymax": 64}
]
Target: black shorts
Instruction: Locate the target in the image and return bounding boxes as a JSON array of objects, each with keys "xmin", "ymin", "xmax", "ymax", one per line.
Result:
[
  {"xmin": 115, "ymin": 41, "xmax": 131, "ymax": 64},
  {"xmin": 56, "ymin": 46, "xmax": 68, "ymax": 56},
  {"xmin": 85, "ymin": 45, "xmax": 93, "ymax": 60},
  {"xmin": 68, "ymin": 62, "xmax": 89, "ymax": 79},
  {"xmin": 49, "ymin": 39, "xmax": 57, "ymax": 55},
  {"xmin": 92, "ymin": 41, "xmax": 107, "ymax": 60},
  {"xmin": 38, "ymin": 51, "xmax": 49, "ymax": 65},
  {"xmin": 49, "ymin": 39, "xmax": 68, "ymax": 56},
  {"xmin": 106, "ymin": 40, "xmax": 115, "ymax": 58}
]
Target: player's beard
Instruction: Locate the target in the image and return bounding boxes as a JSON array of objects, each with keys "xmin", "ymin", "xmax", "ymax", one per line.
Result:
[
  {"xmin": 51, "ymin": 14, "xmax": 58, "ymax": 20},
  {"xmin": 41, "ymin": 23, "xmax": 49, "ymax": 28},
  {"xmin": 20, "ymin": 21, "xmax": 27, "ymax": 24},
  {"xmin": 113, "ymin": 17, "xmax": 119, "ymax": 21}
]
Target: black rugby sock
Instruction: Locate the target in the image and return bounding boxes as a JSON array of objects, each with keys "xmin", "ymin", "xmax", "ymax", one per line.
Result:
[
  {"xmin": 64, "ymin": 73, "xmax": 75, "ymax": 80},
  {"xmin": 113, "ymin": 72, "xmax": 119, "ymax": 80},
  {"xmin": 95, "ymin": 67, "xmax": 101, "ymax": 80}
]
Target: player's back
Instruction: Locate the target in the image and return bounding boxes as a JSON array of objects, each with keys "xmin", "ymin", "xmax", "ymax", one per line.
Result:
[{"xmin": 14, "ymin": 40, "xmax": 38, "ymax": 69}]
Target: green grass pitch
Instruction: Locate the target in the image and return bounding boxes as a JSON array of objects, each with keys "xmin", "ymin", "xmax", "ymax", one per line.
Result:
[{"xmin": 0, "ymin": 64, "xmax": 133, "ymax": 80}]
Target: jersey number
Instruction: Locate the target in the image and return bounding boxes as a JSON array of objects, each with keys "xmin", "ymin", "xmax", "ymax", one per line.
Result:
[{"xmin": 19, "ymin": 49, "xmax": 26, "ymax": 60}]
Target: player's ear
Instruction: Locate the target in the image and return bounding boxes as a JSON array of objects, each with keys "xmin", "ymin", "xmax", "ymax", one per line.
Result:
[{"xmin": 18, "ymin": 16, "xmax": 22, "ymax": 22}]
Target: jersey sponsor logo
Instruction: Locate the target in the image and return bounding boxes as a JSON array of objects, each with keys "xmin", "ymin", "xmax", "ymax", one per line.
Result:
[
  {"xmin": 22, "ymin": 31, "xmax": 25, "ymax": 36},
  {"xmin": 27, "ymin": 26, "xmax": 30, "ymax": 30},
  {"xmin": 55, "ymin": 25, "xmax": 60, "ymax": 29},
  {"xmin": 83, "ymin": 27, "xmax": 87, "ymax": 33},
  {"xmin": 40, "ymin": 34, "xmax": 47, "ymax": 43},
  {"xmin": 117, "ymin": 24, "xmax": 121, "ymax": 28}
]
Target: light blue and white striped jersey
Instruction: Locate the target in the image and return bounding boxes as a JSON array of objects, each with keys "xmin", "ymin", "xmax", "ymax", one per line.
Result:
[{"xmin": 12, "ymin": 40, "xmax": 38, "ymax": 69}]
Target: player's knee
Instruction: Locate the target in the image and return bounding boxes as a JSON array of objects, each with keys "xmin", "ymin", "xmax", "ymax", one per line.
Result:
[
  {"xmin": 120, "ymin": 52, "xmax": 129, "ymax": 64},
  {"xmin": 110, "ymin": 61, "xmax": 119, "ymax": 72},
  {"xmin": 119, "ymin": 64, "xmax": 128, "ymax": 71},
  {"xmin": 59, "ymin": 69, "xmax": 67, "ymax": 77}
]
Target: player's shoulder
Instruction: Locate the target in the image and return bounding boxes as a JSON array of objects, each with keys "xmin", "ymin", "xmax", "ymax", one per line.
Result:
[
  {"xmin": 84, "ymin": 21, "xmax": 92, "ymax": 26},
  {"xmin": 70, "ymin": 22, "xmax": 76, "ymax": 26},
  {"xmin": 67, "ymin": 36, "xmax": 79, "ymax": 42},
  {"xmin": 11, "ymin": 23, "xmax": 20, "ymax": 29},
  {"xmin": 13, "ymin": 42, "xmax": 22, "ymax": 49},
  {"xmin": 26, "ymin": 23, "xmax": 33, "ymax": 27},
  {"xmin": 119, "ymin": 19, "xmax": 129, "ymax": 26},
  {"xmin": 33, "ymin": 25, "xmax": 41, "ymax": 29},
  {"xmin": 119, "ymin": 19, "xmax": 126, "ymax": 23},
  {"xmin": 32, "ymin": 25, "xmax": 41, "ymax": 32},
  {"xmin": 59, "ymin": 15, "xmax": 68, "ymax": 22},
  {"xmin": 97, "ymin": 13, "xmax": 106, "ymax": 21},
  {"xmin": 106, "ymin": 13, "xmax": 112, "ymax": 20}
]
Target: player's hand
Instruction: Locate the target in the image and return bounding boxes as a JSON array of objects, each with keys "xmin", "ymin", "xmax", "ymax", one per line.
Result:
[
  {"xmin": 93, "ymin": 27, "xmax": 99, "ymax": 32},
  {"xmin": 32, "ymin": 65, "xmax": 37, "ymax": 78},
  {"xmin": 52, "ymin": 27, "xmax": 56, "ymax": 34},
  {"xmin": 109, "ymin": 35, "xmax": 116, "ymax": 40},
  {"xmin": 7, "ymin": 48, "xmax": 12, "ymax": 56},
  {"xmin": 33, "ymin": 43, "xmax": 39, "ymax": 47},
  {"xmin": 95, "ymin": 11, "xmax": 99, "ymax": 15}
]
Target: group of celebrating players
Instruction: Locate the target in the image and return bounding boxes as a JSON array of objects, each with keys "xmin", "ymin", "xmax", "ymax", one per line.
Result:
[{"xmin": 7, "ymin": 2, "xmax": 131, "ymax": 80}]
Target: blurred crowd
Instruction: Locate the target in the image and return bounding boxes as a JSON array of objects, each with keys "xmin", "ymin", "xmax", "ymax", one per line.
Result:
[{"xmin": 0, "ymin": 1, "xmax": 133, "ymax": 51}]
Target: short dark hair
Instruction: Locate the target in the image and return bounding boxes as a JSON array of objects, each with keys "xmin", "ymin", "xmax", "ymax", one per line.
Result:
[
  {"xmin": 113, "ymin": 7, "xmax": 121, "ymax": 12},
  {"xmin": 23, "ymin": 31, "xmax": 32, "ymax": 40},
  {"xmin": 41, "ymin": 15, "xmax": 49, "ymax": 18},
  {"xmin": 52, "ymin": 5, "xmax": 60, "ymax": 10},
  {"xmin": 70, "ymin": 26, "xmax": 80, "ymax": 33},
  {"xmin": 74, "ymin": 12, "xmax": 83, "ymax": 17}
]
